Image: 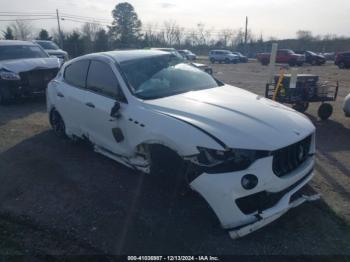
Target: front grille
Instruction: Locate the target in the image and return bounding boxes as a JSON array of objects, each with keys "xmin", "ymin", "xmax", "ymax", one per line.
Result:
[
  {"xmin": 235, "ymin": 170, "xmax": 312, "ymax": 215},
  {"xmin": 272, "ymin": 135, "xmax": 312, "ymax": 177},
  {"xmin": 19, "ymin": 68, "xmax": 59, "ymax": 91}
]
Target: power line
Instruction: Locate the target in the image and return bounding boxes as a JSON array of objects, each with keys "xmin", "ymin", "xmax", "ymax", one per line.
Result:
[{"xmin": 0, "ymin": 17, "xmax": 56, "ymax": 22}]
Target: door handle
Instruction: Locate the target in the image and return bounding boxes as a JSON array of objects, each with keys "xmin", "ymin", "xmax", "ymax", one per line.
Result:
[
  {"xmin": 85, "ymin": 102, "xmax": 95, "ymax": 108},
  {"xmin": 57, "ymin": 92, "xmax": 64, "ymax": 98}
]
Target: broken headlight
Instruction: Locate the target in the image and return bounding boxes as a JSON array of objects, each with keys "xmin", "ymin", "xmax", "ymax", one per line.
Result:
[
  {"xmin": 188, "ymin": 147, "xmax": 269, "ymax": 174},
  {"xmin": 0, "ymin": 71, "xmax": 21, "ymax": 81}
]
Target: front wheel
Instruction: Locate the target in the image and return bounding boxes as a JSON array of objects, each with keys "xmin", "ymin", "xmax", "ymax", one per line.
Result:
[
  {"xmin": 50, "ymin": 109, "xmax": 67, "ymax": 138},
  {"xmin": 210, "ymin": 58, "xmax": 215, "ymax": 64}
]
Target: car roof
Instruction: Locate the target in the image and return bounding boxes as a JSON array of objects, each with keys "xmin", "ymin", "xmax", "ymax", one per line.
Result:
[
  {"xmin": 74, "ymin": 50, "xmax": 171, "ymax": 64},
  {"xmin": 0, "ymin": 40, "xmax": 37, "ymax": 46}
]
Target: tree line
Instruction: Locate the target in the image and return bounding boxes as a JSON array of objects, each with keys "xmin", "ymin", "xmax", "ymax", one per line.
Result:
[{"xmin": 2, "ymin": 2, "xmax": 350, "ymax": 58}]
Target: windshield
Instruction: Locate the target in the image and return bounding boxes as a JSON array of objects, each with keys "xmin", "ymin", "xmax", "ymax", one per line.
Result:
[
  {"xmin": 0, "ymin": 45, "xmax": 48, "ymax": 60},
  {"xmin": 120, "ymin": 54, "xmax": 221, "ymax": 100},
  {"xmin": 36, "ymin": 41, "xmax": 59, "ymax": 50}
]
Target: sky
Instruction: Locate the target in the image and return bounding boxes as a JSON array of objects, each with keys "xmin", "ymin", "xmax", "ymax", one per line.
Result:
[{"xmin": 0, "ymin": 0, "xmax": 349, "ymax": 39}]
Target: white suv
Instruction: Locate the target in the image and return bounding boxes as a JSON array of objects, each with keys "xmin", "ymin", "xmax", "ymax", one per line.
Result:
[{"xmin": 47, "ymin": 50, "xmax": 318, "ymax": 239}]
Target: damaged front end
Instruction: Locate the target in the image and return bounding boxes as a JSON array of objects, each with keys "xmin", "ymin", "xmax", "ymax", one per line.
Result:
[
  {"xmin": 184, "ymin": 135, "xmax": 320, "ymax": 239},
  {"xmin": 0, "ymin": 67, "xmax": 59, "ymax": 99}
]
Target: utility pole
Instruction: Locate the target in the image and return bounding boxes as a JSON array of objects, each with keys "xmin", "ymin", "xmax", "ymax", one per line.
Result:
[
  {"xmin": 244, "ymin": 16, "xmax": 248, "ymax": 56},
  {"xmin": 56, "ymin": 9, "xmax": 63, "ymax": 48}
]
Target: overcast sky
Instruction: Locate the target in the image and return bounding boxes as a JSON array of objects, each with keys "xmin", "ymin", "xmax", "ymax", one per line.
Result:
[{"xmin": 1, "ymin": 0, "xmax": 349, "ymax": 39}]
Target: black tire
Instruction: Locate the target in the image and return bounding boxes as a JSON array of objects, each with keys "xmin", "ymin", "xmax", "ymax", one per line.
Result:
[
  {"xmin": 288, "ymin": 60, "xmax": 297, "ymax": 66},
  {"xmin": 210, "ymin": 58, "xmax": 215, "ymax": 64},
  {"xmin": 293, "ymin": 102, "xmax": 309, "ymax": 113},
  {"xmin": 232, "ymin": 59, "xmax": 238, "ymax": 64},
  {"xmin": 338, "ymin": 62, "xmax": 346, "ymax": 69},
  {"xmin": 311, "ymin": 59, "xmax": 317, "ymax": 66},
  {"xmin": 50, "ymin": 109, "xmax": 67, "ymax": 138},
  {"xmin": 0, "ymin": 86, "xmax": 13, "ymax": 105},
  {"xmin": 261, "ymin": 59, "xmax": 269, "ymax": 66},
  {"xmin": 224, "ymin": 58, "xmax": 230, "ymax": 64},
  {"xmin": 149, "ymin": 144, "xmax": 184, "ymax": 178},
  {"xmin": 318, "ymin": 103, "xmax": 333, "ymax": 120}
]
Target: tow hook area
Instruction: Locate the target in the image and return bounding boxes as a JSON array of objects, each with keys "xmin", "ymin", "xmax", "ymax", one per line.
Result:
[{"xmin": 229, "ymin": 194, "xmax": 320, "ymax": 239}]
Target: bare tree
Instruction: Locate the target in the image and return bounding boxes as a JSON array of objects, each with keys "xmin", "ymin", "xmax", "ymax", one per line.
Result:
[
  {"xmin": 10, "ymin": 20, "xmax": 33, "ymax": 40},
  {"xmin": 296, "ymin": 30, "xmax": 313, "ymax": 41},
  {"xmin": 163, "ymin": 20, "xmax": 183, "ymax": 46}
]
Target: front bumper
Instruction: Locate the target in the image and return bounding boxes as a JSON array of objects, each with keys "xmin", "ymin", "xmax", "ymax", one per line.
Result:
[{"xmin": 190, "ymin": 155, "xmax": 317, "ymax": 239}]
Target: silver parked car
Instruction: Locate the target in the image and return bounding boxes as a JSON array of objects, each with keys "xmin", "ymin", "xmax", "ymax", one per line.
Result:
[
  {"xmin": 209, "ymin": 50, "xmax": 239, "ymax": 64},
  {"xmin": 33, "ymin": 40, "xmax": 69, "ymax": 62},
  {"xmin": 178, "ymin": 49, "xmax": 197, "ymax": 60}
]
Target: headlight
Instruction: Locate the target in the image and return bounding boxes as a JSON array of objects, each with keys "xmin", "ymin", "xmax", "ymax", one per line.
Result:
[
  {"xmin": 0, "ymin": 71, "xmax": 21, "ymax": 81},
  {"xmin": 186, "ymin": 147, "xmax": 269, "ymax": 174}
]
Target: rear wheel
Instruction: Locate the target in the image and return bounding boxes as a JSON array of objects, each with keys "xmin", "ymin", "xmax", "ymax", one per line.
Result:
[
  {"xmin": 50, "ymin": 109, "xmax": 67, "ymax": 138},
  {"xmin": 338, "ymin": 62, "xmax": 346, "ymax": 69},
  {"xmin": 0, "ymin": 86, "xmax": 13, "ymax": 105},
  {"xmin": 224, "ymin": 58, "xmax": 230, "ymax": 64},
  {"xmin": 318, "ymin": 103, "xmax": 333, "ymax": 120}
]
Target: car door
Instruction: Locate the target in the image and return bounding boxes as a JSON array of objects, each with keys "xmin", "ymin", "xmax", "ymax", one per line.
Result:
[
  {"xmin": 55, "ymin": 59, "xmax": 90, "ymax": 137},
  {"xmin": 83, "ymin": 59, "xmax": 130, "ymax": 156}
]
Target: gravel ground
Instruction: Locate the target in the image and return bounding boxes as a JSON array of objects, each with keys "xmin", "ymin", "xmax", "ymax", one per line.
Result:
[{"xmin": 0, "ymin": 61, "xmax": 349, "ymax": 256}]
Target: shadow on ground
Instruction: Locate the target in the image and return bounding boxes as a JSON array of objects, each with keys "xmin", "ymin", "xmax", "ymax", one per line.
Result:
[
  {"xmin": 0, "ymin": 97, "xmax": 46, "ymax": 127},
  {"xmin": 0, "ymin": 131, "xmax": 350, "ymax": 255}
]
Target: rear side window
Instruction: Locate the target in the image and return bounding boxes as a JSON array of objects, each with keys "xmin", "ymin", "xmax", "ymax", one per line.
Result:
[
  {"xmin": 64, "ymin": 60, "xmax": 90, "ymax": 88},
  {"xmin": 86, "ymin": 60, "xmax": 120, "ymax": 99}
]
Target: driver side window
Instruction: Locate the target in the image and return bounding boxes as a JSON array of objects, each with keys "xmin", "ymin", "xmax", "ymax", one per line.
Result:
[{"xmin": 86, "ymin": 60, "xmax": 122, "ymax": 100}]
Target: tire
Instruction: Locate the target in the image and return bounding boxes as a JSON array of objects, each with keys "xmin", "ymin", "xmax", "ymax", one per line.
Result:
[
  {"xmin": 210, "ymin": 58, "xmax": 215, "ymax": 64},
  {"xmin": 50, "ymin": 109, "xmax": 67, "ymax": 138},
  {"xmin": 311, "ymin": 59, "xmax": 317, "ymax": 66},
  {"xmin": 232, "ymin": 59, "xmax": 238, "ymax": 64},
  {"xmin": 338, "ymin": 62, "xmax": 346, "ymax": 69},
  {"xmin": 0, "ymin": 86, "xmax": 13, "ymax": 105},
  {"xmin": 261, "ymin": 59, "xmax": 269, "ymax": 66},
  {"xmin": 224, "ymin": 58, "xmax": 230, "ymax": 64},
  {"xmin": 148, "ymin": 144, "xmax": 188, "ymax": 191},
  {"xmin": 293, "ymin": 102, "xmax": 309, "ymax": 113},
  {"xmin": 318, "ymin": 103, "xmax": 333, "ymax": 120},
  {"xmin": 148, "ymin": 144, "xmax": 184, "ymax": 177},
  {"xmin": 288, "ymin": 60, "xmax": 296, "ymax": 66}
]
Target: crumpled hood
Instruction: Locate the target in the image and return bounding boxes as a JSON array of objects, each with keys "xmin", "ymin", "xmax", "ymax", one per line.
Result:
[
  {"xmin": 0, "ymin": 57, "xmax": 60, "ymax": 73},
  {"xmin": 144, "ymin": 85, "xmax": 315, "ymax": 151}
]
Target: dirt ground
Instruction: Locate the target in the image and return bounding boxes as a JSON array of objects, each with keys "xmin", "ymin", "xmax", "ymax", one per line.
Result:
[{"xmin": 0, "ymin": 60, "xmax": 349, "ymax": 256}]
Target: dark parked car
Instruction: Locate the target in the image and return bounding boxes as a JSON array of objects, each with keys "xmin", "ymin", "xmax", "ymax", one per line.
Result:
[
  {"xmin": 296, "ymin": 51, "xmax": 326, "ymax": 65},
  {"xmin": 335, "ymin": 52, "xmax": 350, "ymax": 69},
  {"xmin": 231, "ymin": 52, "xmax": 248, "ymax": 63},
  {"xmin": 0, "ymin": 40, "xmax": 60, "ymax": 104}
]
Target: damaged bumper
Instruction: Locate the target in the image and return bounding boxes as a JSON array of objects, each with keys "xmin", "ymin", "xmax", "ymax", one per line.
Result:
[
  {"xmin": 190, "ymin": 155, "xmax": 318, "ymax": 239},
  {"xmin": 229, "ymin": 182, "xmax": 320, "ymax": 239}
]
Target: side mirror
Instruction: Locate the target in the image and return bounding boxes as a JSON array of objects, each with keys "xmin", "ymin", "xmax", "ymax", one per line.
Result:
[{"xmin": 110, "ymin": 101, "xmax": 121, "ymax": 118}]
